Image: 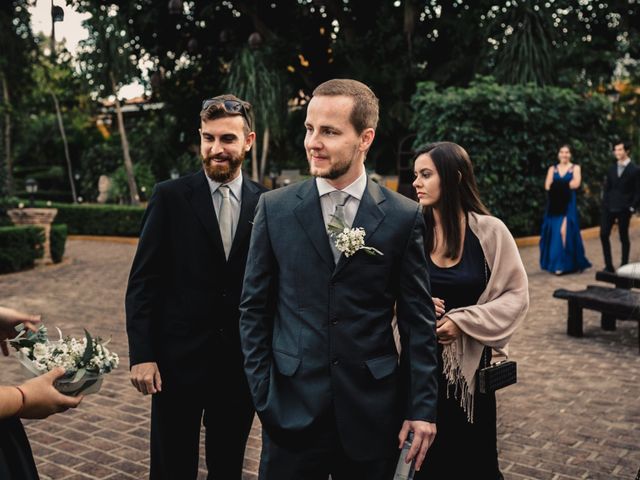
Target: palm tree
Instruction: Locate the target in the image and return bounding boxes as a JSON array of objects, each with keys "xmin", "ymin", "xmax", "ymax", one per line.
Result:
[
  {"xmin": 224, "ymin": 43, "xmax": 287, "ymax": 183},
  {"xmin": 488, "ymin": 3, "xmax": 556, "ymax": 86}
]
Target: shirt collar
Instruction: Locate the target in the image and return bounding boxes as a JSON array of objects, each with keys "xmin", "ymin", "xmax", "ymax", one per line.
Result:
[
  {"xmin": 205, "ymin": 170, "xmax": 243, "ymax": 201},
  {"xmin": 618, "ymin": 158, "xmax": 631, "ymax": 167},
  {"xmin": 316, "ymin": 170, "xmax": 367, "ymax": 200}
]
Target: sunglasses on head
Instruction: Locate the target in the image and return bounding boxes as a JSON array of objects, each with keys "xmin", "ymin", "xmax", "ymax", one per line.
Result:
[{"xmin": 201, "ymin": 98, "xmax": 251, "ymax": 126}]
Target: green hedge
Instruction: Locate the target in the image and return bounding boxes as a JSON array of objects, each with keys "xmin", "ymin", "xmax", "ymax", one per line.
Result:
[
  {"xmin": 51, "ymin": 203, "xmax": 144, "ymax": 236},
  {"xmin": 0, "ymin": 226, "xmax": 45, "ymax": 274},
  {"xmin": 50, "ymin": 224, "xmax": 68, "ymax": 263},
  {"xmin": 8, "ymin": 201, "xmax": 145, "ymax": 237},
  {"xmin": 411, "ymin": 77, "xmax": 618, "ymax": 236}
]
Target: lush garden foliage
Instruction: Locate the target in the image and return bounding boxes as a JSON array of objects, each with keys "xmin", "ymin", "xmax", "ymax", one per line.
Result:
[
  {"xmin": 412, "ymin": 78, "xmax": 618, "ymax": 235},
  {"xmin": 1, "ymin": 1, "xmax": 639, "ymax": 236}
]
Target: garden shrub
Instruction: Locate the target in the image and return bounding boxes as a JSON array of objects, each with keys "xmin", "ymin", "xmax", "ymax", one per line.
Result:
[
  {"xmin": 411, "ymin": 77, "xmax": 619, "ymax": 236},
  {"xmin": 0, "ymin": 226, "xmax": 44, "ymax": 274},
  {"xmin": 50, "ymin": 224, "xmax": 68, "ymax": 263},
  {"xmin": 7, "ymin": 202, "xmax": 145, "ymax": 237}
]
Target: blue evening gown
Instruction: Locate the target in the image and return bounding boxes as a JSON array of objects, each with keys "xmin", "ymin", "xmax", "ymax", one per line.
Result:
[{"xmin": 540, "ymin": 165, "xmax": 591, "ymax": 274}]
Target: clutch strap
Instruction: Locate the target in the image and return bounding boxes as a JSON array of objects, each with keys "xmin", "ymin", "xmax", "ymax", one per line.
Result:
[{"xmin": 481, "ymin": 257, "xmax": 508, "ymax": 367}]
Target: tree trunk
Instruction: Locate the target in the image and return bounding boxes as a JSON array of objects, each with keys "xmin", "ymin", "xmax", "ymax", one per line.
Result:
[
  {"xmin": 1, "ymin": 72, "xmax": 13, "ymax": 195},
  {"xmin": 251, "ymin": 134, "xmax": 259, "ymax": 182},
  {"xmin": 259, "ymin": 127, "xmax": 270, "ymax": 183},
  {"xmin": 51, "ymin": 92, "xmax": 78, "ymax": 203},
  {"xmin": 110, "ymin": 72, "xmax": 140, "ymax": 205}
]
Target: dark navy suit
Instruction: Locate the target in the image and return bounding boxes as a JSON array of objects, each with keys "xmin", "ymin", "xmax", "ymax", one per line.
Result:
[
  {"xmin": 240, "ymin": 177, "xmax": 438, "ymax": 479},
  {"xmin": 600, "ymin": 162, "xmax": 640, "ymax": 270}
]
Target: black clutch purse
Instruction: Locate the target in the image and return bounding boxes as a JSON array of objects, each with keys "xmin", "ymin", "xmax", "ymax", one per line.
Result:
[
  {"xmin": 477, "ymin": 347, "xmax": 517, "ymax": 394},
  {"xmin": 547, "ymin": 181, "xmax": 571, "ymax": 216}
]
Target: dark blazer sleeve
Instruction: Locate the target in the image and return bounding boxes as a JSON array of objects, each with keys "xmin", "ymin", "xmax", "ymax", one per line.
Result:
[
  {"xmin": 395, "ymin": 209, "xmax": 438, "ymax": 422},
  {"xmin": 239, "ymin": 195, "xmax": 277, "ymax": 412},
  {"xmin": 633, "ymin": 165, "xmax": 640, "ymax": 210},
  {"xmin": 125, "ymin": 184, "xmax": 166, "ymax": 367},
  {"xmin": 601, "ymin": 168, "xmax": 611, "ymax": 209}
]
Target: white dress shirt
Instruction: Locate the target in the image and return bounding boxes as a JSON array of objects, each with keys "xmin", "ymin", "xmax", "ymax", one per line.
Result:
[
  {"xmin": 316, "ymin": 170, "xmax": 368, "ymax": 228},
  {"xmin": 617, "ymin": 157, "xmax": 631, "ymax": 177},
  {"xmin": 206, "ymin": 171, "xmax": 243, "ymax": 239}
]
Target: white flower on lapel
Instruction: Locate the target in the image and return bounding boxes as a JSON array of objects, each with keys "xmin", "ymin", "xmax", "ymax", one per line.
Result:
[{"xmin": 327, "ymin": 215, "xmax": 383, "ymax": 258}]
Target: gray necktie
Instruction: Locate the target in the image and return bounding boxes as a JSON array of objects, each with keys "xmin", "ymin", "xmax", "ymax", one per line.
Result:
[
  {"xmin": 218, "ymin": 185, "xmax": 233, "ymax": 259},
  {"xmin": 618, "ymin": 163, "xmax": 625, "ymax": 177},
  {"xmin": 328, "ymin": 190, "xmax": 350, "ymax": 264}
]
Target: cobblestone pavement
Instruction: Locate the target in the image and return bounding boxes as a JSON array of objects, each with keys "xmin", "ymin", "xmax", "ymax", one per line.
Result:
[{"xmin": 1, "ymin": 228, "xmax": 639, "ymax": 480}]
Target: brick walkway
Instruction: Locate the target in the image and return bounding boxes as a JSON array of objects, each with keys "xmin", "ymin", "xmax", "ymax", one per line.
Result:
[{"xmin": 1, "ymin": 229, "xmax": 639, "ymax": 479}]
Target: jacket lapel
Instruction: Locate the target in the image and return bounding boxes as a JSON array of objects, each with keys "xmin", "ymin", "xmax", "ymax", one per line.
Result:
[
  {"xmin": 228, "ymin": 179, "xmax": 260, "ymax": 259},
  {"xmin": 293, "ymin": 179, "xmax": 335, "ymax": 271},
  {"xmin": 333, "ymin": 178, "xmax": 386, "ymax": 277},
  {"xmin": 186, "ymin": 170, "xmax": 225, "ymax": 258}
]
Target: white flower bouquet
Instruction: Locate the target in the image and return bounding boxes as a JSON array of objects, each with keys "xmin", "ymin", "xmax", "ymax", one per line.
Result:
[{"xmin": 10, "ymin": 323, "xmax": 119, "ymax": 396}]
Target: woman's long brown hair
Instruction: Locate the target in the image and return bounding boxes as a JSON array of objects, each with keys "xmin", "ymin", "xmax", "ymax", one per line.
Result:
[{"xmin": 414, "ymin": 142, "xmax": 490, "ymax": 259}]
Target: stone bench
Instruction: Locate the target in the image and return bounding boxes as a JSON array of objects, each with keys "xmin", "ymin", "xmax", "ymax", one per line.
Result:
[{"xmin": 552, "ymin": 285, "xmax": 640, "ymax": 353}]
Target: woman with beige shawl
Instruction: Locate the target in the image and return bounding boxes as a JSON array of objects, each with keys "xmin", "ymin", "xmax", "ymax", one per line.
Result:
[{"xmin": 411, "ymin": 142, "xmax": 529, "ymax": 479}]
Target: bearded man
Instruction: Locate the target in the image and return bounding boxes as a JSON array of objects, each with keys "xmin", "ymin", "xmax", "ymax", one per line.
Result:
[{"xmin": 125, "ymin": 94, "xmax": 267, "ymax": 479}]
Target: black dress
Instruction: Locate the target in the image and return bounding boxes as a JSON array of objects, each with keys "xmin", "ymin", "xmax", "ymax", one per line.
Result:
[
  {"xmin": 0, "ymin": 417, "xmax": 39, "ymax": 480},
  {"xmin": 415, "ymin": 227, "xmax": 502, "ymax": 480}
]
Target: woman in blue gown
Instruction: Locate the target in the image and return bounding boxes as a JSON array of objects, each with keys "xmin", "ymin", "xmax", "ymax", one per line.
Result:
[{"xmin": 540, "ymin": 145, "xmax": 591, "ymax": 274}]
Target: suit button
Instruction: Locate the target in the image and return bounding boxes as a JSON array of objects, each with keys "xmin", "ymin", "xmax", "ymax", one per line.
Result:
[
  {"xmin": 331, "ymin": 318, "xmax": 338, "ymax": 326},
  {"xmin": 221, "ymin": 290, "xmax": 227, "ymax": 297},
  {"xmin": 332, "ymin": 358, "xmax": 339, "ymax": 365}
]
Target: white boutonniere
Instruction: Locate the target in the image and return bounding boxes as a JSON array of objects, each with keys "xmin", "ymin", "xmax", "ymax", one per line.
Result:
[{"xmin": 327, "ymin": 216, "xmax": 383, "ymax": 258}]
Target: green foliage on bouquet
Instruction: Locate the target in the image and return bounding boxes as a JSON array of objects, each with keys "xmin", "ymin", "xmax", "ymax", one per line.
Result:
[{"xmin": 411, "ymin": 77, "xmax": 619, "ymax": 236}]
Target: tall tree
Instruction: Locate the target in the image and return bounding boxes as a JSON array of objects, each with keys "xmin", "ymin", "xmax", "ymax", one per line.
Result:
[
  {"xmin": 34, "ymin": 49, "xmax": 81, "ymax": 203},
  {"xmin": 485, "ymin": 2, "xmax": 557, "ymax": 86},
  {"xmin": 74, "ymin": 1, "xmax": 141, "ymax": 204},
  {"xmin": 0, "ymin": 0, "xmax": 36, "ymax": 196}
]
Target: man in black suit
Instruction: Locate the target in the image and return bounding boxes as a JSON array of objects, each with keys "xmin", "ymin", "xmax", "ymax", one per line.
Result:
[
  {"xmin": 125, "ymin": 95, "xmax": 267, "ymax": 479},
  {"xmin": 600, "ymin": 141, "xmax": 640, "ymax": 272},
  {"xmin": 240, "ymin": 79, "xmax": 438, "ymax": 480}
]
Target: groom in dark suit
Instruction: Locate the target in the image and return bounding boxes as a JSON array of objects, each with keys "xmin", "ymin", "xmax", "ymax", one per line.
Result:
[
  {"xmin": 125, "ymin": 95, "xmax": 267, "ymax": 479},
  {"xmin": 600, "ymin": 141, "xmax": 640, "ymax": 272},
  {"xmin": 240, "ymin": 79, "xmax": 438, "ymax": 480}
]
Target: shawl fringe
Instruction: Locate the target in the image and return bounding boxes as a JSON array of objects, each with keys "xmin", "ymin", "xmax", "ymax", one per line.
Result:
[{"xmin": 442, "ymin": 342, "xmax": 475, "ymax": 423}]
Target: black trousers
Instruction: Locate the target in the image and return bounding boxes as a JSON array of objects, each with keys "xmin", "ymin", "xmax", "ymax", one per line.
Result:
[
  {"xmin": 600, "ymin": 209, "xmax": 632, "ymax": 270},
  {"xmin": 149, "ymin": 370, "xmax": 255, "ymax": 480},
  {"xmin": 258, "ymin": 408, "xmax": 397, "ymax": 480}
]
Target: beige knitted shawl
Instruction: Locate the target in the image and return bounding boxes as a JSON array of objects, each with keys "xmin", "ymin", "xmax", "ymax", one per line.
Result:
[{"xmin": 442, "ymin": 212, "xmax": 529, "ymax": 422}]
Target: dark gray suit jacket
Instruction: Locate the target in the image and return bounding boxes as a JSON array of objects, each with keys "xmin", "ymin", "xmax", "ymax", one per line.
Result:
[
  {"xmin": 239, "ymin": 177, "xmax": 438, "ymax": 461},
  {"xmin": 602, "ymin": 162, "xmax": 640, "ymax": 213}
]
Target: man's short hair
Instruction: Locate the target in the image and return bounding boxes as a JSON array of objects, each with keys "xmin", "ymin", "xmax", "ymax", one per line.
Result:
[
  {"xmin": 613, "ymin": 140, "xmax": 630, "ymax": 152},
  {"xmin": 199, "ymin": 94, "xmax": 252, "ymax": 134},
  {"xmin": 312, "ymin": 79, "xmax": 379, "ymax": 133}
]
